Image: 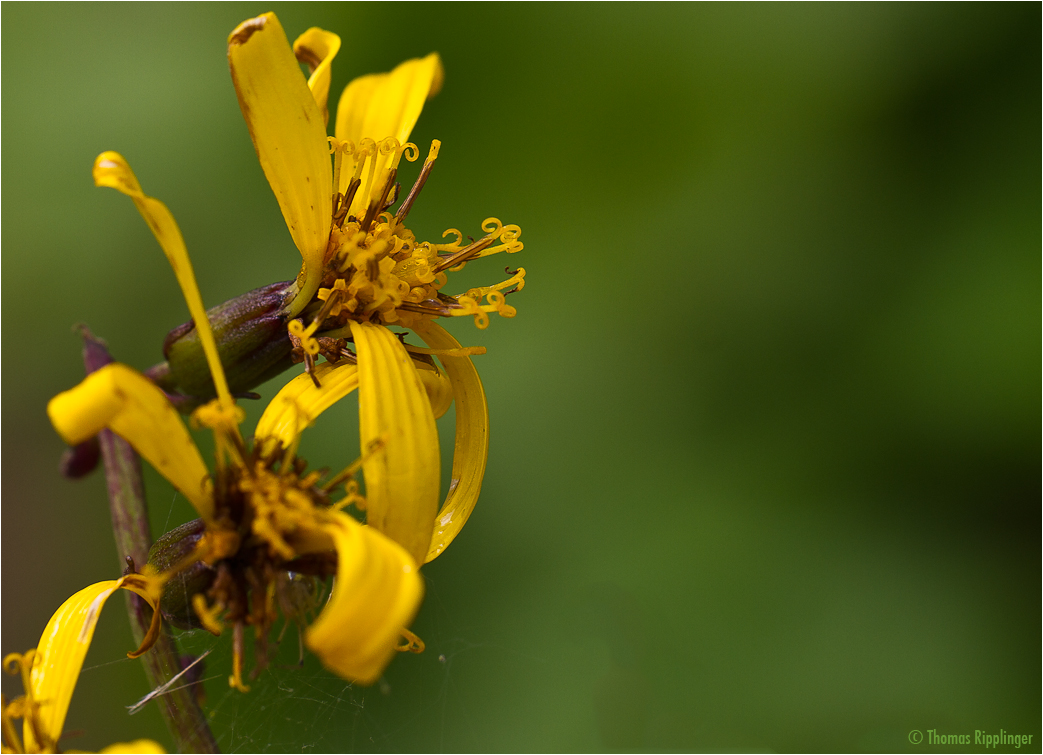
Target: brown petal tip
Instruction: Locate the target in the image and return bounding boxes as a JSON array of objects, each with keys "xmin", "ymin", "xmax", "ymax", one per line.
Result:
[{"xmin": 228, "ymin": 15, "xmax": 268, "ymax": 48}]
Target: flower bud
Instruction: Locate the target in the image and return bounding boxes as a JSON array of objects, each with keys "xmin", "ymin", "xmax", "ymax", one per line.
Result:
[
  {"xmin": 152, "ymin": 281, "xmax": 296, "ymax": 406},
  {"xmin": 59, "ymin": 437, "xmax": 101, "ymax": 479},
  {"xmin": 147, "ymin": 518, "xmax": 215, "ymax": 630}
]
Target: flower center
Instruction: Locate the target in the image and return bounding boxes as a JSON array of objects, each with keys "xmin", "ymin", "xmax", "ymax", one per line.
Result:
[
  {"xmin": 287, "ymin": 138, "xmax": 526, "ymax": 368},
  {"xmin": 175, "ymin": 408, "xmax": 366, "ymax": 690}
]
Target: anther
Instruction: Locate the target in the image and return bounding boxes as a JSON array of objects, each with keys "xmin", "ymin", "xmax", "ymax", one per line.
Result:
[
  {"xmin": 229, "ymin": 622, "xmax": 251, "ymax": 692},
  {"xmin": 311, "ymin": 288, "xmax": 343, "ymax": 325},
  {"xmin": 433, "ymin": 235, "xmax": 496, "ymax": 273},
  {"xmin": 300, "ymin": 353, "xmax": 320, "ymax": 388},
  {"xmin": 360, "ymin": 168, "xmax": 397, "ymax": 232},
  {"xmin": 394, "ymin": 140, "xmax": 440, "ymax": 227},
  {"xmin": 397, "ymin": 301, "xmax": 455, "ymax": 317},
  {"xmin": 383, "ymin": 182, "xmax": 401, "ymax": 211},
  {"xmin": 336, "ymin": 178, "xmax": 360, "ymax": 226}
]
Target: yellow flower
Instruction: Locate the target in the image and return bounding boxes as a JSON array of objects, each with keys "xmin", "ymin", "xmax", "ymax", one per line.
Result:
[
  {"xmin": 44, "ymin": 12, "xmax": 519, "ymax": 689},
  {"xmin": 154, "ymin": 14, "xmax": 524, "ymax": 410},
  {"xmin": 2, "ymin": 582, "xmax": 164, "ymax": 753},
  {"xmin": 220, "ymin": 12, "xmax": 525, "ymax": 563},
  {"xmin": 47, "ymin": 296, "xmax": 425, "ymax": 686},
  {"xmin": 48, "ymin": 147, "xmax": 475, "ymax": 685},
  {"xmin": 226, "ymin": 13, "xmax": 524, "ymax": 328}
]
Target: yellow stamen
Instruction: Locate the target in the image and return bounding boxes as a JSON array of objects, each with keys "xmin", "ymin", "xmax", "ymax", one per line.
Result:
[
  {"xmin": 395, "ymin": 628, "xmax": 425, "ymax": 654},
  {"xmin": 190, "ymin": 399, "xmax": 248, "ymax": 472},
  {"xmin": 322, "ymin": 438, "xmax": 385, "ymax": 493},
  {"xmin": 395, "ymin": 140, "xmax": 440, "ymax": 226},
  {"xmin": 229, "ymin": 624, "xmax": 251, "ymax": 692},
  {"xmin": 404, "ymin": 345, "xmax": 487, "ymax": 358},
  {"xmin": 192, "ymin": 594, "xmax": 225, "ymax": 636},
  {"xmin": 1, "ymin": 692, "xmax": 25, "ymax": 755},
  {"xmin": 2, "ymin": 652, "xmax": 45, "ymax": 753}
]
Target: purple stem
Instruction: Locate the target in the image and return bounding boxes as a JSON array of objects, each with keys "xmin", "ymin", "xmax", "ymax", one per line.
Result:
[{"xmin": 80, "ymin": 326, "xmax": 219, "ymax": 753}]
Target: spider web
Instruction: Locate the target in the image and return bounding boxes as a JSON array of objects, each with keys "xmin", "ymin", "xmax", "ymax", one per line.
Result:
[
  {"xmin": 94, "ymin": 351, "xmax": 497, "ymax": 752},
  {"xmin": 138, "ymin": 579, "xmax": 490, "ymax": 754}
]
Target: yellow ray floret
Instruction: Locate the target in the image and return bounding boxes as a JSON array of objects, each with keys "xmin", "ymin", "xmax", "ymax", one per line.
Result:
[
  {"xmin": 47, "ymin": 363, "xmax": 214, "ymax": 522},
  {"xmin": 413, "ymin": 321, "xmax": 490, "ymax": 562},
  {"xmin": 228, "ymin": 13, "xmax": 332, "ymax": 311},
  {"xmin": 255, "ymin": 361, "xmax": 360, "ymax": 452},
  {"xmin": 335, "ymin": 53, "xmax": 443, "ymax": 219},
  {"xmin": 350, "ymin": 321, "xmax": 440, "ymax": 565},
  {"xmin": 304, "ymin": 513, "xmax": 423, "ymax": 685},
  {"xmin": 93, "ymin": 152, "xmax": 235, "ymax": 412},
  {"xmin": 292, "ymin": 27, "xmax": 341, "ymax": 126},
  {"xmin": 12, "ymin": 579, "xmax": 162, "ymax": 753}
]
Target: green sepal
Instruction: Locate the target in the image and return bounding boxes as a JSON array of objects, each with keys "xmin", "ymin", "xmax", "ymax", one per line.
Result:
[
  {"xmin": 147, "ymin": 518, "xmax": 215, "ymax": 631},
  {"xmin": 152, "ymin": 281, "xmax": 297, "ymax": 407}
]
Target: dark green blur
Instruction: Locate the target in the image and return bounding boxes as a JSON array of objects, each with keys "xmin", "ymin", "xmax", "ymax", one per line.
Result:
[{"xmin": 2, "ymin": 3, "xmax": 1038, "ymax": 752}]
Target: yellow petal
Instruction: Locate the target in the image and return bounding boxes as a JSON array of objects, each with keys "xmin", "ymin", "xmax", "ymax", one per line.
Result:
[
  {"xmin": 349, "ymin": 322, "xmax": 440, "ymax": 565},
  {"xmin": 23, "ymin": 579, "xmax": 162, "ymax": 752},
  {"xmin": 47, "ymin": 364, "xmax": 213, "ymax": 521},
  {"xmin": 334, "ymin": 53, "xmax": 443, "ymax": 214},
  {"xmin": 93, "ymin": 152, "xmax": 234, "ymax": 409},
  {"xmin": 292, "ymin": 27, "xmax": 341, "ymax": 127},
  {"xmin": 228, "ymin": 13, "xmax": 332, "ymax": 309},
  {"xmin": 333, "ymin": 73, "xmax": 383, "ymax": 156},
  {"xmin": 304, "ymin": 513, "xmax": 423, "ymax": 685},
  {"xmin": 254, "ymin": 361, "xmax": 359, "ymax": 452},
  {"xmin": 253, "ymin": 358, "xmax": 449, "ymax": 457},
  {"xmin": 412, "ymin": 321, "xmax": 489, "ymax": 562},
  {"xmin": 101, "ymin": 740, "xmax": 166, "ymax": 753},
  {"xmin": 336, "ymin": 53, "xmax": 443, "ymax": 146},
  {"xmin": 416, "ymin": 363, "xmax": 453, "ymax": 419}
]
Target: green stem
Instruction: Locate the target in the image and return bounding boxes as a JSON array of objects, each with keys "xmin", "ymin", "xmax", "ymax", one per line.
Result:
[{"xmin": 80, "ymin": 326, "xmax": 219, "ymax": 754}]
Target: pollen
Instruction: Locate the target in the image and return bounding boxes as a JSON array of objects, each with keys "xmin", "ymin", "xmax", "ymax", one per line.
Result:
[{"xmin": 296, "ymin": 138, "xmax": 525, "ymax": 338}]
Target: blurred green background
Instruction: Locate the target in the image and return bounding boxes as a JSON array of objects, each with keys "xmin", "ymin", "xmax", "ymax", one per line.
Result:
[{"xmin": 2, "ymin": 3, "xmax": 1039, "ymax": 752}]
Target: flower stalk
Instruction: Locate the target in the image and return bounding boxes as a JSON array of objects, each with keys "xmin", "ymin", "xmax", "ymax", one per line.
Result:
[{"xmin": 80, "ymin": 326, "xmax": 219, "ymax": 754}]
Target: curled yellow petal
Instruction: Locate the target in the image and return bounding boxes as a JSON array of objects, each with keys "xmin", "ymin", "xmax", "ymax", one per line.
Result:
[
  {"xmin": 349, "ymin": 322, "xmax": 440, "ymax": 565},
  {"xmin": 293, "ymin": 27, "xmax": 341, "ymax": 127},
  {"xmin": 93, "ymin": 151, "xmax": 234, "ymax": 409},
  {"xmin": 412, "ymin": 321, "xmax": 489, "ymax": 562},
  {"xmin": 416, "ymin": 363, "xmax": 453, "ymax": 419},
  {"xmin": 228, "ymin": 13, "xmax": 332, "ymax": 311},
  {"xmin": 47, "ymin": 364, "xmax": 213, "ymax": 521},
  {"xmin": 23, "ymin": 578, "xmax": 162, "ymax": 752},
  {"xmin": 254, "ymin": 361, "xmax": 359, "ymax": 451},
  {"xmin": 304, "ymin": 513, "xmax": 423, "ymax": 685},
  {"xmin": 334, "ymin": 53, "xmax": 443, "ymax": 214}
]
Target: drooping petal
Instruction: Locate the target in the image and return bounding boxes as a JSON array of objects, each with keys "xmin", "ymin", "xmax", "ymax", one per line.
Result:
[
  {"xmin": 292, "ymin": 27, "xmax": 341, "ymax": 127},
  {"xmin": 48, "ymin": 363, "xmax": 213, "ymax": 521},
  {"xmin": 412, "ymin": 321, "xmax": 489, "ymax": 562},
  {"xmin": 334, "ymin": 53, "xmax": 443, "ymax": 214},
  {"xmin": 22, "ymin": 579, "xmax": 162, "ymax": 752},
  {"xmin": 228, "ymin": 13, "xmax": 332, "ymax": 310},
  {"xmin": 93, "ymin": 152, "xmax": 235, "ymax": 409},
  {"xmin": 304, "ymin": 513, "xmax": 423, "ymax": 685},
  {"xmin": 349, "ymin": 322, "xmax": 440, "ymax": 565},
  {"xmin": 254, "ymin": 361, "xmax": 359, "ymax": 451}
]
